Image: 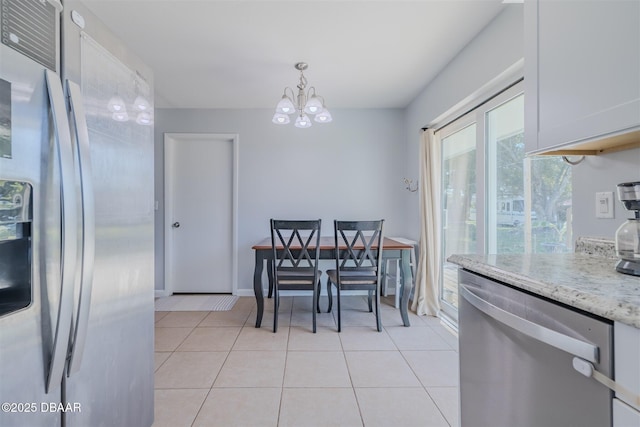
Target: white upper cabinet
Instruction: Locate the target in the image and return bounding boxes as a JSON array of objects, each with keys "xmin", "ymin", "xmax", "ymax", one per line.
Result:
[{"xmin": 525, "ymin": 0, "xmax": 640, "ymax": 155}]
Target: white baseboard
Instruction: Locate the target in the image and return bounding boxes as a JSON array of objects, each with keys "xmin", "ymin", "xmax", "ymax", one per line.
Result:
[
  {"xmin": 236, "ymin": 289, "xmax": 256, "ymax": 297},
  {"xmin": 156, "ymin": 289, "xmax": 248, "ymax": 298},
  {"xmin": 155, "ymin": 290, "xmax": 171, "ymax": 298},
  {"xmin": 166, "ymin": 288, "xmax": 396, "ymax": 299},
  {"xmin": 238, "ymin": 289, "xmax": 372, "ymax": 297}
]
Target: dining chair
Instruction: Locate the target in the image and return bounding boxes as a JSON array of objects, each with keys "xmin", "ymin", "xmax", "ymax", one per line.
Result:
[
  {"xmin": 326, "ymin": 220, "xmax": 384, "ymax": 332},
  {"xmin": 270, "ymin": 219, "xmax": 322, "ymax": 333}
]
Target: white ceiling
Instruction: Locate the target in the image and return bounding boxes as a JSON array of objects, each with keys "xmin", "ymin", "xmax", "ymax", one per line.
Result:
[{"xmin": 81, "ymin": 0, "xmax": 507, "ymax": 109}]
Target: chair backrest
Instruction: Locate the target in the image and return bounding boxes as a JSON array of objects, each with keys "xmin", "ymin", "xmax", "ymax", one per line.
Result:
[
  {"xmin": 270, "ymin": 219, "xmax": 322, "ymax": 272},
  {"xmin": 333, "ymin": 220, "xmax": 384, "ymax": 275}
]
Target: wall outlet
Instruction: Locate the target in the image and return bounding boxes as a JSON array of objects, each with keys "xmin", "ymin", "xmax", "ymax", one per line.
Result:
[{"xmin": 595, "ymin": 192, "xmax": 614, "ymax": 219}]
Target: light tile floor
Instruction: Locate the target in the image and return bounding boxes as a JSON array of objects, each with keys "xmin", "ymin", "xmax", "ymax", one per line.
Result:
[{"xmin": 153, "ymin": 295, "xmax": 459, "ymax": 427}]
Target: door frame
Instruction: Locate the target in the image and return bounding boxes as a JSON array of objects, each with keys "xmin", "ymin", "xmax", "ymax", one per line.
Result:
[{"xmin": 163, "ymin": 133, "xmax": 239, "ymax": 295}]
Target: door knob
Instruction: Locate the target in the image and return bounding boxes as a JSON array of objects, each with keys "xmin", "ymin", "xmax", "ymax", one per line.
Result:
[{"xmin": 172, "ymin": 222, "xmax": 180, "ymax": 228}]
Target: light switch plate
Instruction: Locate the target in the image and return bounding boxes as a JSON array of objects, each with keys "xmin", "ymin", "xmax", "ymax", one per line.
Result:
[{"xmin": 595, "ymin": 192, "xmax": 614, "ymax": 218}]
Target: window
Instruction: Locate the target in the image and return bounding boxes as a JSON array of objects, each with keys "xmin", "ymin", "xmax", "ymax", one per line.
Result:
[{"xmin": 439, "ymin": 81, "xmax": 572, "ymax": 324}]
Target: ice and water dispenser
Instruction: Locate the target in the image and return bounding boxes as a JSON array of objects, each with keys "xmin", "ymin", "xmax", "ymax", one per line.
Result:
[{"xmin": 0, "ymin": 179, "xmax": 32, "ymax": 316}]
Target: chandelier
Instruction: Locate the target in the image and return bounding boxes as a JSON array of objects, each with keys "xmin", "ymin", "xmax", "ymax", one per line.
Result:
[{"xmin": 272, "ymin": 62, "xmax": 332, "ymax": 128}]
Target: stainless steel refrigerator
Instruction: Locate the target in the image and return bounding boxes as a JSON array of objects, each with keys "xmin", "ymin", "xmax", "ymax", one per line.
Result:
[{"xmin": 0, "ymin": 1, "xmax": 154, "ymax": 426}]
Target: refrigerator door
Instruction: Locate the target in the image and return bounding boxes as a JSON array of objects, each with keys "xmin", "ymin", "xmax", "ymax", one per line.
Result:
[
  {"xmin": 61, "ymin": 3, "xmax": 155, "ymax": 426},
  {"xmin": 0, "ymin": 2, "xmax": 65, "ymax": 426}
]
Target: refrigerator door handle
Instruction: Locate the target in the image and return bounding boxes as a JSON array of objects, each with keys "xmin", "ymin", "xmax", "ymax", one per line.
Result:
[
  {"xmin": 66, "ymin": 81, "xmax": 95, "ymax": 376},
  {"xmin": 44, "ymin": 69, "xmax": 78, "ymax": 393},
  {"xmin": 459, "ymin": 284, "xmax": 599, "ymax": 363}
]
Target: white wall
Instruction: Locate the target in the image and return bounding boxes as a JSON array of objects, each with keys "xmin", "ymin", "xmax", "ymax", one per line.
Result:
[
  {"xmin": 153, "ymin": 108, "xmax": 406, "ymax": 293},
  {"xmin": 572, "ymin": 148, "xmax": 640, "ymax": 240},
  {"xmin": 401, "ymin": 5, "xmax": 524, "ymax": 237}
]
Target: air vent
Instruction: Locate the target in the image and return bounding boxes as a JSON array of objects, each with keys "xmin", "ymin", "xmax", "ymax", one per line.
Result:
[{"xmin": 1, "ymin": 0, "xmax": 57, "ymax": 71}]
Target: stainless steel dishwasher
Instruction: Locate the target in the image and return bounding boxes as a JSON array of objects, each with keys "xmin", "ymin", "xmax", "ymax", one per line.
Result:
[{"xmin": 458, "ymin": 269, "xmax": 613, "ymax": 427}]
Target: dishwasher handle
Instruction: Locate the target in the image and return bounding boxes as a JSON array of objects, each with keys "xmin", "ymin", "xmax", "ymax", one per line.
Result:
[{"xmin": 459, "ymin": 284, "xmax": 599, "ymax": 363}]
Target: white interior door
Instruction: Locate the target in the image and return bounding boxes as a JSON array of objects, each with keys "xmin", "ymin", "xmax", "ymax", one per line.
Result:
[{"xmin": 165, "ymin": 133, "xmax": 237, "ymax": 294}]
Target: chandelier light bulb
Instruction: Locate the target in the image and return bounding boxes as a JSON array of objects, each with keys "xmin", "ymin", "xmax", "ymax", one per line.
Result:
[
  {"xmin": 136, "ymin": 111, "xmax": 152, "ymax": 125},
  {"xmin": 272, "ymin": 112, "xmax": 290, "ymax": 125},
  {"xmin": 107, "ymin": 95, "xmax": 126, "ymax": 113},
  {"xmin": 276, "ymin": 94, "xmax": 296, "ymax": 115},
  {"xmin": 134, "ymin": 95, "xmax": 151, "ymax": 111},
  {"xmin": 112, "ymin": 111, "xmax": 129, "ymax": 122},
  {"xmin": 294, "ymin": 114, "xmax": 312, "ymax": 128},
  {"xmin": 314, "ymin": 108, "xmax": 333, "ymax": 123},
  {"xmin": 304, "ymin": 95, "xmax": 323, "ymax": 115}
]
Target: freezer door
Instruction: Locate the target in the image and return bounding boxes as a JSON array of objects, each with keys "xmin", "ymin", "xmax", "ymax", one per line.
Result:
[
  {"xmin": 61, "ymin": 3, "xmax": 155, "ymax": 427},
  {"xmin": 0, "ymin": 30, "xmax": 63, "ymax": 427}
]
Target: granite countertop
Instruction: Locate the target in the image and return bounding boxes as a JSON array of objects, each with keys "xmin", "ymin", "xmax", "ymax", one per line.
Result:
[{"xmin": 447, "ymin": 252, "xmax": 640, "ymax": 329}]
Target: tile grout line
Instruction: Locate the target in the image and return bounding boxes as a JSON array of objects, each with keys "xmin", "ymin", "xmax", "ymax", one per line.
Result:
[{"xmin": 398, "ymin": 346, "xmax": 453, "ymax": 427}]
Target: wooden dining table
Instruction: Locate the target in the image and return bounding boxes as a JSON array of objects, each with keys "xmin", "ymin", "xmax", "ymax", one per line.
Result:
[{"xmin": 251, "ymin": 237, "xmax": 414, "ymax": 328}]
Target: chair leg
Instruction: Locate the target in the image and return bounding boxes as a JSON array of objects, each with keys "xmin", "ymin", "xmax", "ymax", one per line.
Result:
[
  {"xmin": 326, "ymin": 278, "xmax": 333, "ymax": 313},
  {"xmin": 312, "ymin": 282, "xmax": 318, "ymax": 333},
  {"xmin": 380, "ymin": 260, "xmax": 387, "ymax": 296},
  {"xmin": 317, "ymin": 280, "xmax": 322, "ymax": 314},
  {"xmin": 375, "ymin": 289, "xmax": 382, "ymax": 332},
  {"xmin": 367, "ymin": 290, "xmax": 373, "ymax": 312},
  {"xmin": 337, "ymin": 285, "xmax": 342, "ymax": 333},
  {"xmin": 267, "ymin": 261, "xmax": 274, "ymax": 299},
  {"xmin": 273, "ymin": 288, "xmax": 279, "ymax": 333}
]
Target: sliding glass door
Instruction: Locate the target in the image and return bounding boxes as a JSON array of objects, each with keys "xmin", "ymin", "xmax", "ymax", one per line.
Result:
[
  {"xmin": 486, "ymin": 92, "xmax": 528, "ymax": 254},
  {"xmin": 441, "ymin": 122, "xmax": 477, "ymax": 314},
  {"xmin": 438, "ymin": 81, "xmax": 571, "ymax": 324}
]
